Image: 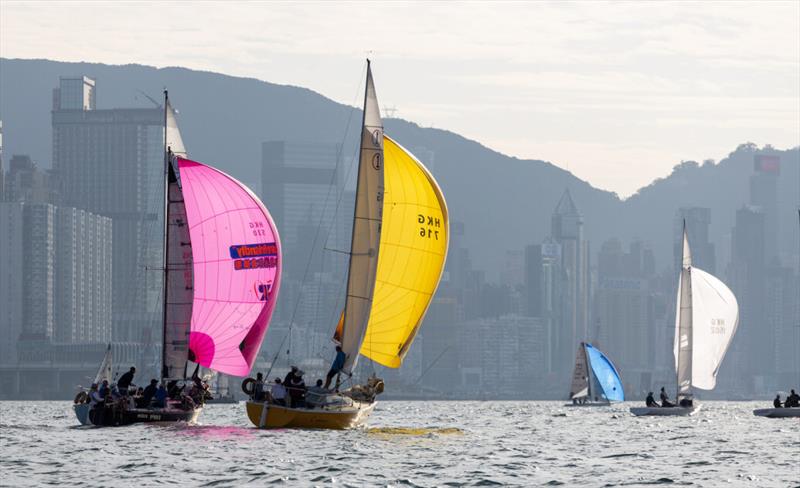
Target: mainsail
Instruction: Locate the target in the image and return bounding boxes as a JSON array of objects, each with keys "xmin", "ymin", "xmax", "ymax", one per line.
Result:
[
  {"xmin": 673, "ymin": 226, "xmax": 738, "ymax": 396},
  {"xmin": 161, "ymin": 96, "xmax": 193, "ymax": 380},
  {"xmin": 338, "ymin": 61, "xmax": 384, "ymax": 373},
  {"xmin": 178, "ymin": 158, "xmax": 281, "ymax": 376},
  {"xmin": 360, "ymin": 136, "xmax": 449, "ymax": 368},
  {"xmin": 569, "ymin": 344, "xmax": 589, "ymax": 399},
  {"xmin": 585, "ymin": 343, "xmax": 624, "ymax": 402}
]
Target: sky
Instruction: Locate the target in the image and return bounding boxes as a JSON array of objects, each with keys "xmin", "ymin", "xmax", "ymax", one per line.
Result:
[{"xmin": 1, "ymin": 1, "xmax": 798, "ymax": 197}]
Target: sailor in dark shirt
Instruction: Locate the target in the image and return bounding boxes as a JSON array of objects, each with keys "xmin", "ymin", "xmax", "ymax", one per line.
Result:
[
  {"xmin": 137, "ymin": 379, "xmax": 158, "ymax": 408},
  {"xmin": 117, "ymin": 367, "xmax": 136, "ymax": 396}
]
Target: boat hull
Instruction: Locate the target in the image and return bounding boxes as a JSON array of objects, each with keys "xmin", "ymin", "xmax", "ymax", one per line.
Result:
[
  {"xmin": 563, "ymin": 402, "xmax": 612, "ymax": 407},
  {"xmin": 245, "ymin": 400, "xmax": 375, "ymax": 429},
  {"xmin": 753, "ymin": 408, "xmax": 800, "ymax": 418},
  {"xmin": 73, "ymin": 403, "xmax": 202, "ymax": 426},
  {"xmin": 630, "ymin": 404, "xmax": 702, "ymax": 416}
]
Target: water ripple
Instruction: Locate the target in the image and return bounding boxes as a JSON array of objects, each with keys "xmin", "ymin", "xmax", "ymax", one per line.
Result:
[{"xmin": 0, "ymin": 401, "xmax": 796, "ymax": 487}]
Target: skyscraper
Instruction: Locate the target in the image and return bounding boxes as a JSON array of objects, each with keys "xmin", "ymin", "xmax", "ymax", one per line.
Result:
[
  {"xmin": 52, "ymin": 76, "xmax": 163, "ymax": 343},
  {"xmin": 550, "ymin": 189, "xmax": 590, "ymax": 378},
  {"xmin": 750, "ymin": 154, "xmax": 780, "ymax": 260},
  {"xmin": 674, "ymin": 207, "xmax": 715, "ymax": 274},
  {"xmin": 261, "ymin": 141, "xmax": 344, "ymax": 280},
  {"xmin": 726, "ymin": 205, "xmax": 767, "ymax": 392}
]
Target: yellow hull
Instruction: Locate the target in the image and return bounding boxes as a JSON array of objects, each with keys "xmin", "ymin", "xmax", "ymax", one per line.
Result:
[{"xmin": 245, "ymin": 400, "xmax": 375, "ymax": 429}]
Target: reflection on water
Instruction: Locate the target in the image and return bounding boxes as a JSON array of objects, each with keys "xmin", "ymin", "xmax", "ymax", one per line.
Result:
[{"xmin": 0, "ymin": 401, "xmax": 796, "ymax": 487}]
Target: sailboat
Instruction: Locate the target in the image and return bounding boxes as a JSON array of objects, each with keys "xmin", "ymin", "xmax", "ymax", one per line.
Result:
[
  {"xmin": 630, "ymin": 224, "xmax": 738, "ymax": 416},
  {"xmin": 73, "ymin": 92, "xmax": 281, "ymax": 426},
  {"xmin": 245, "ymin": 60, "xmax": 449, "ymax": 429},
  {"xmin": 566, "ymin": 342, "xmax": 624, "ymax": 406}
]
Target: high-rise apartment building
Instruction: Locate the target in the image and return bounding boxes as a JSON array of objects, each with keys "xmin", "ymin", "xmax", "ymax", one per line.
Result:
[
  {"xmin": 52, "ymin": 76, "xmax": 163, "ymax": 343},
  {"xmin": 550, "ymin": 189, "xmax": 590, "ymax": 378},
  {"xmin": 0, "ymin": 203, "xmax": 24, "ymax": 363},
  {"xmin": 55, "ymin": 207, "xmax": 113, "ymax": 344}
]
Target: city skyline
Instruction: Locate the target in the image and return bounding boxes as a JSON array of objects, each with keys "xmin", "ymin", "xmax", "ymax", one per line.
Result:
[{"xmin": 1, "ymin": 2, "xmax": 798, "ymax": 197}]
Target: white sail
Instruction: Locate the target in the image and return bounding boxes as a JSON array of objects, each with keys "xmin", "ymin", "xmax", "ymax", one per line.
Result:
[
  {"xmin": 674, "ymin": 228, "xmax": 693, "ymax": 397},
  {"xmin": 339, "ymin": 61, "xmax": 384, "ymax": 373},
  {"xmin": 166, "ymin": 98, "xmax": 187, "ymax": 157},
  {"xmin": 569, "ymin": 343, "xmax": 589, "ymax": 399},
  {"xmin": 673, "ymin": 227, "xmax": 738, "ymax": 395},
  {"xmin": 688, "ymin": 267, "xmax": 738, "ymax": 390},
  {"xmin": 93, "ymin": 344, "xmax": 113, "ymax": 384}
]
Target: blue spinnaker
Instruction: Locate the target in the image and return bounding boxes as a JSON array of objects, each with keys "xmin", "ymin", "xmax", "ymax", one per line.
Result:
[{"xmin": 585, "ymin": 344, "xmax": 624, "ymax": 402}]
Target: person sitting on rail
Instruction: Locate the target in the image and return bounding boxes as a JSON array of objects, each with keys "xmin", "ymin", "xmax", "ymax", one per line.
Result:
[
  {"xmin": 306, "ymin": 379, "xmax": 329, "ymax": 408},
  {"xmin": 645, "ymin": 392, "xmax": 659, "ymax": 408},
  {"xmin": 270, "ymin": 378, "xmax": 287, "ymax": 406},
  {"xmin": 287, "ymin": 370, "xmax": 307, "ymax": 408},
  {"xmin": 659, "ymin": 387, "xmax": 675, "ymax": 408},
  {"xmin": 253, "ymin": 373, "xmax": 266, "ymax": 401},
  {"xmin": 773, "ymin": 394, "xmax": 783, "ymax": 408}
]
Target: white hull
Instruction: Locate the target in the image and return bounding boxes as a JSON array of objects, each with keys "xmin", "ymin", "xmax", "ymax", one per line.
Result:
[
  {"xmin": 753, "ymin": 408, "xmax": 800, "ymax": 418},
  {"xmin": 630, "ymin": 404, "xmax": 702, "ymax": 416}
]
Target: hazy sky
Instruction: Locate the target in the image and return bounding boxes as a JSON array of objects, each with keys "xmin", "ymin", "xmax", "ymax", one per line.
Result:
[{"xmin": 2, "ymin": 1, "xmax": 798, "ymax": 197}]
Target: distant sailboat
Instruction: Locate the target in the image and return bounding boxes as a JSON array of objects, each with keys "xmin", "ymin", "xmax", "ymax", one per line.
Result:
[
  {"xmin": 245, "ymin": 60, "xmax": 449, "ymax": 429},
  {"xmin": 73, "ymin": 92, "xmax": 281, "ymax": 426},
  {"xmin": 566, "ymin": 342, "xmax": 624, "ymax": 406},
  {"xmin": 631, "ymin": 224, "xmax": 738, "ymax": 416}
]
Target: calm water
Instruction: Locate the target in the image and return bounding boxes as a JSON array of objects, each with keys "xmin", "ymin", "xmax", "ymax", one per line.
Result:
[{"xmin": 0, "ymin": 401, "xmax": 797, "ymax": 487}]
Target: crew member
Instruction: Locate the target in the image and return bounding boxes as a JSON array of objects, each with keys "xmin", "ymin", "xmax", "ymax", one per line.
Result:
[{"xmin": 324, "ymin": 346, "xmax": 347, "ymax": 390}]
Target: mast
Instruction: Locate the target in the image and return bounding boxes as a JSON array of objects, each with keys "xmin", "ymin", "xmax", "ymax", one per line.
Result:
[
  {"xmin": 337, "ymin": 59, "xmax": 384, "ymax": 373},
  {"xmin": 160, "ymin": 90, "xmax": 170, "ymax": 381},
  {"xmin": 676, "ymin": 221, "xmax": 693, "ymax": 400},
  {"xmin": 583, "ymin": 342, "xmax": 592, "ymax": 400}
]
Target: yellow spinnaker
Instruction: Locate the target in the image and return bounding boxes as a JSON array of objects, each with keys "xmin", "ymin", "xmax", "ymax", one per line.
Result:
[{"xmin": 359, "ymin": 136, "xmax": 449, "ymax": 368}]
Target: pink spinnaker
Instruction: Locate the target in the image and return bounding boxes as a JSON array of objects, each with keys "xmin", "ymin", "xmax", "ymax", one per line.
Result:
[{"xmin": 177, "ymin": 157, "xmax": 281, "ymax": 376}]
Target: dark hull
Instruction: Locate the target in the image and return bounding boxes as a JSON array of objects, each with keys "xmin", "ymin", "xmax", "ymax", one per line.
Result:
[{"xmin": 75, "ymin": 403, "xmax": 202, "ymax": 426}]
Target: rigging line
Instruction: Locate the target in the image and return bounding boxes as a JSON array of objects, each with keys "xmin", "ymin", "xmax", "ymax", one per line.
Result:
[
  {"xmin": 415, "ymin": 345, "xmax": 451, "ymax": 385},
  {"xmin": 268, "ymin": 63, "xmax": 367, "ymax": 375}
]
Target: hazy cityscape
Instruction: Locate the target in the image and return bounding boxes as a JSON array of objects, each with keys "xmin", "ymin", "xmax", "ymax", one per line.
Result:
[{"xmin": 1, "ymin": 59, "xmax": 797, "ymax": 401}]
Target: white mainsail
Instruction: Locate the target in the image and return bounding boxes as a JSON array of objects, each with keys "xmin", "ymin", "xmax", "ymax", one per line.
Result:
[
  {"xmin": 339, "ymin": 61, "xmax": 384, "ymax": 373},
  {"xmin": 161, "ymin": 94, "xmax": 193, "ymax": 380},
  {"xmin": 673, "ymin": 226, "xmax": 738, "ymax": 397},
  {"xmin": 569, "ymin": 343, "xmax": 589, "ymax": 399}
]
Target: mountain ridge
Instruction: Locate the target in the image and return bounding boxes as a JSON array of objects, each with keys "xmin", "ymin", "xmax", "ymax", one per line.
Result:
[{"xmin": 1, "ymin": 58, "xmax": 797, "ymax": 274}]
